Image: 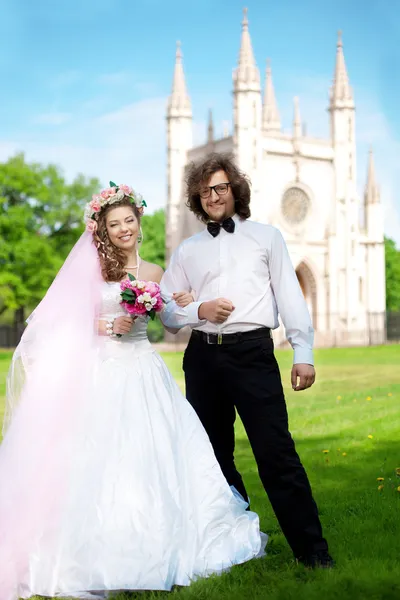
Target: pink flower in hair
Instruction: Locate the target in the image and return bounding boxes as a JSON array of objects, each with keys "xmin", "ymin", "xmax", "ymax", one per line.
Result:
[
  {"xmin": 119, "ymin": 184, "xmax": 133, "ymax": 196},
  {"xmin": 90, "ymin": 198, "xmax": 101, "ymax": 212},
  {"xmin": 100, "ymin": 187, "xmax": 116, "ymax": 200},
  {"xmin": 86, "ymin": 219, "xmax": 98, "ymax": 233}
]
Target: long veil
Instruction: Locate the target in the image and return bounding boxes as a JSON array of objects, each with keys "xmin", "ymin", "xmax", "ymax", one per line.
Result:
[
  {"xmin": 4, "ymin": 231, "xmax": 103, "ymax": 435},
  {"xmin": 0, "ymin": 231, "xmax": 103, "ymax": 597}
]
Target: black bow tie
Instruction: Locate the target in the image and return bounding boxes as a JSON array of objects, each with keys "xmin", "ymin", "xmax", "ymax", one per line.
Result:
[{"xmin": 207, "ymin": 217, "xmax": 235, "ymax": 238}]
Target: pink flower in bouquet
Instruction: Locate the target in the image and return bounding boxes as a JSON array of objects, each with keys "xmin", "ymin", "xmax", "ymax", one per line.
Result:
[
  {"xmin": 120, "ymin": 279, "xmax": 132, "ymax": 292},
  {"xmin": 119, "ymin": 278, "xmax": 164, "ymax": 322}
]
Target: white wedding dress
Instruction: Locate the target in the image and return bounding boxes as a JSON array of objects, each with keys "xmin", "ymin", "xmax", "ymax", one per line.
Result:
[{"xmin": 1, "ymin": 281, "xmax": 266, "ymax": 599}]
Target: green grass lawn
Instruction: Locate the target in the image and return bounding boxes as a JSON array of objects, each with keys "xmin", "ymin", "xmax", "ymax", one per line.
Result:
[{"xmin": 0, "ymin": 345, "xmax": 399, "ymax": 600}]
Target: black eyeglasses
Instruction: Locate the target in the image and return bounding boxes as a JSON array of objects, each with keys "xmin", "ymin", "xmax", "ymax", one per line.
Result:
[{"xmin": 199, "ymin": 182, "xmax": 231, "ymax": 199}]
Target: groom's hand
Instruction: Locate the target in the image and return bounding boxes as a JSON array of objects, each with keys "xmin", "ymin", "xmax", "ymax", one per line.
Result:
[
  {"xmin": 198, "ymin": 298, "xmax": 235, "ymax": 324},
  {"xmin": 291, "ymin": 364, "xmax": 316, "ymax": 391}
]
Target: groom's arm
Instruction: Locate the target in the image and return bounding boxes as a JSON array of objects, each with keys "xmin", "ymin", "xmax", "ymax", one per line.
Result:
[{"xmin": 160, "ymin": 245, "xmax": 206, "ymax": 331}]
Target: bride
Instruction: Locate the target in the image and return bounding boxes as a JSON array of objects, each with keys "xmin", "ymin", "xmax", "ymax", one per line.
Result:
[{"xmin": 0, "ymin": 183, "xmax": 267, "ymax": 600}]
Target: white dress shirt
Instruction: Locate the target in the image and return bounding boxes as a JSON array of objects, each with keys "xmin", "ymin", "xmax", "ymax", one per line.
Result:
[{"xmin": 160, "ymin": 214, "xmax": 314, "ymax": 365}]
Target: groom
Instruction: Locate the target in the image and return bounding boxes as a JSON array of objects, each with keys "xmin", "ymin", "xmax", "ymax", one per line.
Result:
[{"xmin": 160, "ymin": 152, "xmax": 333, "ymax": 568}]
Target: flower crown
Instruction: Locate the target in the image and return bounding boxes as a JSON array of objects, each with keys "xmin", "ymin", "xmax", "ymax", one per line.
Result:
[{"xmin": 84, "ymin": 181, "xmax": 147, "ymax": 233}]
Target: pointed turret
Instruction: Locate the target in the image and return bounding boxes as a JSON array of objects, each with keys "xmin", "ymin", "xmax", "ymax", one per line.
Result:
[
  {"xmin": 222, "ymin": 121, "xmax": 230, "ymax": 138},
  {"xmin": 207, "ymin": 109, "xmax": 214, "ymax": 144},
  {"xmin": 293, "ymin": 96, "xmax": 302, "ymax": 138},
  {"xmin": 233, "ymin": 8, "xmax": 260, "ymax": 91},
  {"xmin": 167, "ymin": 41, "xmax": 192, "ymax": 117},
  {"xmin": 166, "ymin": 41, "xmax": 193, "ymax": 262},
  {"xmin": 329, "ymin": 31, "xmax": 354, "ymax": 109},
  {"xmin": 262, "ymin": 59, "xmax": 280, "ymax": 132},
  {"xmin": 364, "ymin": 147, "xmax": 380, "ymax": 205},
  {"xmin": 232, "ymin": 8, "xmax": 262, "ymax": 179}
]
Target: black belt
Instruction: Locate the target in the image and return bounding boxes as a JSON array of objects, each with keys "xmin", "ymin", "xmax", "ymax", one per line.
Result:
[{"xmin": 192, "ymin": 327, "xmax": 271, "ymax": 345}]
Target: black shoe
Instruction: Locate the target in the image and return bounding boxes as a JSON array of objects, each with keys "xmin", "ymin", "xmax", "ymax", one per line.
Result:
[{"xmin": 297, "ymin": 550, "xmax": 335, "ymax": 569}]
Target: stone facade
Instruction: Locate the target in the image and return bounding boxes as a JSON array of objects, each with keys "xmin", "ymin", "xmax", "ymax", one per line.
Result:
[{"xmin": 165, "ymin": 10, "xmax": 386, "ymax": 347}]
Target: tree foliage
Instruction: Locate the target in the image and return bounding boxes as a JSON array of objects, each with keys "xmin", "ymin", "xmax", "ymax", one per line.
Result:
[
  {"xmin": 385, "ymin": 236, "xmax": 400, "ymax": 312},
  {"xmin": 0, "ymin": 153, "xmax": 100, "ymax": 325},
  {"xmin": 139, "ymin": 209, "xmax": 165, "ymax": 269}
]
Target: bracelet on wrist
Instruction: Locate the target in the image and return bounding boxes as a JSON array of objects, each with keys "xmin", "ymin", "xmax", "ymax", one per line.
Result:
[{"xmin": 106, "ymin": 318, "xmax": 116, "ymax": 337}]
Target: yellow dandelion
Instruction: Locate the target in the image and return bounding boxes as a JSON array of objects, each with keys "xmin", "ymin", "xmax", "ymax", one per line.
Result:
[
  {"xmin": 378, "ymin": 485, "xmax": 384, "ymax": 491},
  {"xmin": 368, "ymin": 435, "xmax": 373, "ymax": 439},
  {"xmin": 322, "ymin": 450, "xmax": 329, "ymax": 454},
  {"xmin": 336, "ymin": 395, "xmax": 342, "ymax": 400},
  {"xmin": 377, "ymin": 477, "xmax": 384, "ymax": 482},
  {"xmin": 366, "ymin": 396, "xmax": 372, "ymax": 401},
  {"xmin": 388, "ymin": 393, "xmax": 393, "ymax": 397},
  {"xmin": 397, "ymin": 486, "xmax": 400, "ymax": 492},
  {"xmin": 337, "ymin": 448, "xmax": 341, "ymax": 451},
  {"xmin": 342, "ymin": 452, "xmax": 347, "ymax": 456}
]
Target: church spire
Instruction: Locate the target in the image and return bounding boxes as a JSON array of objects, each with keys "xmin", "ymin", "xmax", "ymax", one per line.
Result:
[
  {"xmin": 233, "ymin": 8, "xmax": 260, "ymax": 91},
  {"xmin": 330, "ymin": 31, "xmax": 354, "ymax": 109},
  {"xmin": 364, "ymin": 147, "xmax": 380, "ymax": 204},
  {"xmin": 292, "ymin": 96, "xmax": 302, "ymax": 138},
  {"xmin": 207, "ymin": 109, "xmax": 214, "ymax": 144},
  {"xmin": 167, "ymin": 41, "xmax": 192, "ymax": 117},
  {"xmin": 262, "ymin": 59, "xmax": 280, "ymax": 132}
]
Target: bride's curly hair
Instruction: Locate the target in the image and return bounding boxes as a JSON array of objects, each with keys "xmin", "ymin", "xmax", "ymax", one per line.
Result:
[{"xmin": 93, "ymin": 198, "xmax": 141, "ymax": 282}]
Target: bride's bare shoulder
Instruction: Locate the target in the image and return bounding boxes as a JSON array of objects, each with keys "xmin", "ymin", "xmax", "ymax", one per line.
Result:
[{"xmin": 140, "ymin": 260, "xmax": 164, "ymax": 284}]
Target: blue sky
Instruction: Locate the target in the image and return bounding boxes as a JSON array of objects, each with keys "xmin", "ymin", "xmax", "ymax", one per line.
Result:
[{"xmin": 1, "ymin": 0, "xmax": 399, "ymax": 242}]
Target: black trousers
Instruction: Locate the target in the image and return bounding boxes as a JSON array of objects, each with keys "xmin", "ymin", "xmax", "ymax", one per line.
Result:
[{"xmin": 183, "ymin": 332, "xmax": 329, "ymax": 558}]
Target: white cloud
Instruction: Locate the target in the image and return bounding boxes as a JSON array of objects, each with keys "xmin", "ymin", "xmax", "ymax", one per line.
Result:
[{"xmin": 0, "ymin": 97, "xmax": 170, "ymax": 214}]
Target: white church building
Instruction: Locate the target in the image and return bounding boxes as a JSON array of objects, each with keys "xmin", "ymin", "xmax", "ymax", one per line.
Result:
[{"xmin": 165, "ymin": 9, "xmax": 386, "ymax": 347}]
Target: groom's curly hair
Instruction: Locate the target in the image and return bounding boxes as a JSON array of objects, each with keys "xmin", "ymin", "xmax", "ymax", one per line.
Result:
[
  {"xmin": 185, "ymin": 152, "xmax": 251, "ymax": 223},
  {"xmin": 93, "ymin": 198, "xmax": 142, "ymax": 282}
]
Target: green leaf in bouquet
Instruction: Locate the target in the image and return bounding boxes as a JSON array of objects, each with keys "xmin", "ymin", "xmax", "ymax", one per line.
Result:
[
  {"xmin": 149, "ymin": 310, "xmax": 156, "ymax": 321},
  {"xmin": 142, "ymin": 199, "xmax": 147, "ymax": 207},
  {"xmin": 128, "ymin": 272, "xmax": 136, "ymax": 281},
  {"xmin": 109, "ymin": 180, "xmax": 117, "ymax": 188},
  {"xmin": 121, "ymin": 289, "xmax": 136, "ymax": 301}
]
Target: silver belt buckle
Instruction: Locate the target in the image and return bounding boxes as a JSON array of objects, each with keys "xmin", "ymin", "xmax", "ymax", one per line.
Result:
[
  {"xmin": 217, "ymin": 333, "xmax": 222, "ymax": 345},
  {"xmin": 206, "ymin": 332, "xmax": 211, "ymax": 344}
]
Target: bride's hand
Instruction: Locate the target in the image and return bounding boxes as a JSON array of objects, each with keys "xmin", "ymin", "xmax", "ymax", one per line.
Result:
[
  {"xmin": 113, "ymin": 315, "xmax": 134, "ymax": 335},
  {"xmin": 173, "ymin": 291, "xmax": 194, "ymax": 307}
]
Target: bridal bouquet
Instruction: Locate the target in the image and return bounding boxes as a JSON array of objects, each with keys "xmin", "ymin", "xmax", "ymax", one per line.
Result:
[{"xmin": 120, "ymin": 275, "xmax": 164, "ymax": 321}]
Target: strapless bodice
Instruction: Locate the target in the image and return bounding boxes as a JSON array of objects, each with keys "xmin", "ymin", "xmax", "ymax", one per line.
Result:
[{"xmin": 99, "ymin": 281, "xmax": 149, "ymax": 345}]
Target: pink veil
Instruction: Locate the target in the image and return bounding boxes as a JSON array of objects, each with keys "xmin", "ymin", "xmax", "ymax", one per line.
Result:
[
  {"xmin": 0, "ymin": 231, "xmax": 103, "ymax": 597},
  {"xmin": 4, "ymin": 231, "xmax": 103, "ymax": 433}
]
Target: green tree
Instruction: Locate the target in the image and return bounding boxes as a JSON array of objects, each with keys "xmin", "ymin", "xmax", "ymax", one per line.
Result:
[
  {"xmin": 139, "ymin": 209, "xmax": 166, "ymax": 342},
  {"xmin": 0, "ymin": 153, "xmax": 100, "ymax": 327},
  {"xmin": 385, "ymin": 236, "xmax": 400, "ymax": 312},
  {"xmin": 139, "ymin": 209, "xmax": 165, "ymax": 269}
]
